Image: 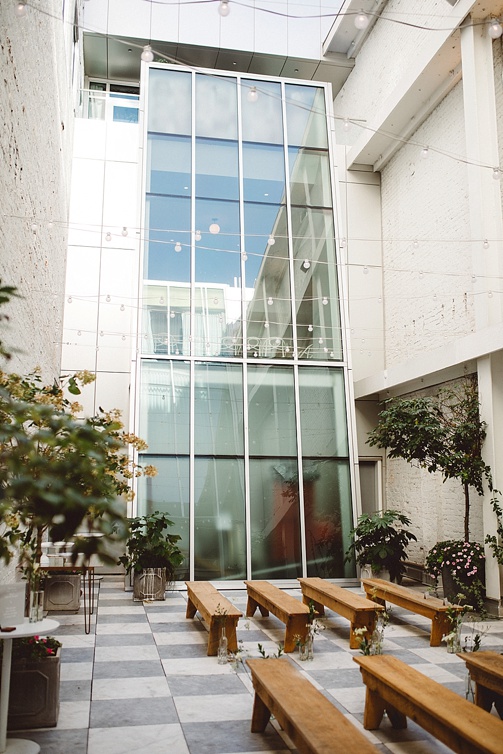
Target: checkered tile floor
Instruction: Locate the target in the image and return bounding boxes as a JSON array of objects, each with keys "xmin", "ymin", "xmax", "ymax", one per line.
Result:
[{"xmin": 9, "ymin": 577, "xmax": 503, "ymax": 753}]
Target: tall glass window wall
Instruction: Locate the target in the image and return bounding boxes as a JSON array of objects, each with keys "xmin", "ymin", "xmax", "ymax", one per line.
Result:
[{"xmin": 137, "ymin": 67, "xmax": 355, "ymax": 581}]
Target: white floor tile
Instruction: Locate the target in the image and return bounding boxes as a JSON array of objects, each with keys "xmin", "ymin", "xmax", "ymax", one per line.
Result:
[
  {"xmin": 88, "ymin": 723, "xmax": 189, "ymax": 754},
  {"xmin": 92, "ymin": 676, "xmax": 171, "ymax": 700},
  {"xmin": 96, "ymin": 622, "xmax": 152, "ymax": 634},
  {"xmin": 174, "ymin": 692, "xmax": 253, "ymax": 722},
  {"xmin": 153, "ymin": 631, "xmax": 207, "ymax": 646},
  {"xmin": 94, "ymin": 644, "xmax": 160, "ymax": 662},
  {"xmin": 57, "ymin": 700, "xmax": 91, "ymax": 729}
]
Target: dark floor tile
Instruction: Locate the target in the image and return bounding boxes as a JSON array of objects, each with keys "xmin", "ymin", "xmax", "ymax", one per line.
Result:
[
  {"xmin": 153, "ymin": 621, "xmax": 207, "ymax": 633},
  {"xmin": 182, "ymin": 718, "xmax": 289, "ymax": 754},
  {"xmin": 90, "ymin": 696, "xmax": 178, "ymax": 727},
  {"xmin": 60, "ymin": 648, "xmax": 95, "ymax": 663},
  {"xmin": 97, "ymin": 613, "xmax": 148, "ymax": 623},
  {"xmin": 309, "ymin": 667, "xmax": 364, "ymax": 688},
  {"xmin": 157, "ymin": 644, "xmax": 208, "ymax": 659},
  {"xmin": 92, "ymin": 660, "xmax": 164, "ymax": 678},
  {"xmin": 168, "ymin": 673, "xmax": 247, "ymax": 696},
  {"xmin": 95, "ymin": 633, "xmax": 155, "ymax": 647}
]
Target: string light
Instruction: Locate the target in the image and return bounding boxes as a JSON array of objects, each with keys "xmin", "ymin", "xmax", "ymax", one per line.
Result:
[
  {"xmin": 267, "ymin": 297, "xmax": 273, "ymax": 305},
  {"xmin": 218, "ymin": 0, "xmax": 230, "ymax": 17},
  {"xmin": 174, "ymin": 241, "xmax": 182, "ymax": 252},
  {"xmin": 247, "ymin": 86, "xmax": 258, "ymax": 103},
  {"xmin": 302, "ymin": 259, "xmax": 311, "ymax": 269},
  {"xmin": 420, "ymin": 146, "xmax": 429, "ymax": 159},
  {"xmin": 195, "ymin": 230, "xmax": 202, "ymax": 241},
  {"xmin": 493, "ymin": 168, "xmax": 501, "ymax": 180},
  {"xmin": 354, "ymin": 11, "xmax": 369, "ymax": 30},
  {"xmin": 121, "ymin": 226, "xmax": 128, "ymax": 236},
  {"xmin": 343, "ymin": 118, "xmax": 350, "ymax": 131},
  {"xmin": 105, "ymin": 232, "xmax": 112, "ymax": 242},
  {"xmin": 483, "ymin": 239, "xmax": 490, "ymax": 249},
  {"xmin": 209, "ymin": 220, "xmax": 220, "ymax": 234},
  {"xmin": 141, "ymin": 45, "xmax": 154, "ymax": 62},
  {"xmin": 15, "ymin": 1, "xmax": 28, "ymax": 17},
  {"xmin": 267, "ymin": 235, "xmax": 275, "ymax": 245},
  {"xmin": 488, "ymin": 20, "xmax": 503, "ymax": 39}
]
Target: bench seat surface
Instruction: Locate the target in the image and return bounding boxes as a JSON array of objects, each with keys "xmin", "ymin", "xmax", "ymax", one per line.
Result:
[
  {"xmin": 247, "ymin": 657, "xmax": 376, "ymax": 754},
  {"xmin": 354, "ymin": 654, "xmax": 502, "ymax": 754}
]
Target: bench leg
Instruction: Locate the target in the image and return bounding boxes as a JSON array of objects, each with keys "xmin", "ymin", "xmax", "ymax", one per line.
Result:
[
  {"xmin": 227, "ymin": 617, "xmax": 239, "ymax": 653},
  {"xmin": 284, "ymin": 614, "xmax": 308, "ymax": 653},
  {"xmin": 186, "ymin": 596, "xmax": 197, "ymax": 619},
  {"xmin": 246, "ymin": 595, "xmax": 269, "ymax": 618},
  {"xmin": 431, "ymin": 614, "xmax": 449, "ymax": 647},
  {"xmin": 385, "ymin": 704, "xmax": 407, "ymax": 729},
  {"xmin": 475, "ymin": 683, "xmax": 496, "ymax": 713},
  {"xmin": 251, "ymin": 692, "xmax": 272, "ymax": 733},
  {"xmin": 207, "ymin": 617, "xmax": 240, "ymax": 656},
  {"xmin": 302, "ymin": 595, "xmax": 325, "ymax": 616},
  {"xmin": 363, "ymin": 687, "xmax": 386, "ymax": 729}
]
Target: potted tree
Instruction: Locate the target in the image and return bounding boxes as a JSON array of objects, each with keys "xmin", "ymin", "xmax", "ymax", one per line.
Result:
[
  {"xmin": 118, "ymin": 511, "xmax": 184, "ymax": 600},
  {"xmin": 367, "ymin": 376, "xmax": 490, "ymax": 611},
  {"xmin": 345, "ymin": 510, "xmax": 417, "ymax": 583}
]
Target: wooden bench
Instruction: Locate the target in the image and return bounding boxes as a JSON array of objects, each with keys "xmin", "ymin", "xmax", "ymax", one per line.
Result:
[
  {"xmin": 298, "ymin": 577, "xmax": 384, "ymax": 649},
  {"xmin": 244, "ymin": 580, "xmax": 309, "ymax": 652},
  {"xmin": 185, "ymin": 581, "xmax": 242, "ymax": 656},
  {"xmin": 354, "ymin": 654, "xmax": 502, "ymax": 754},
  {"xmin": 247, "ymin": 657, "xmax": 377, "ymax": 754},
  {"xmin": 361, "ymin": 577, "xmax": 463, "ymax": 646},
  {"xmin": 458, "ymin": 650, "xmax": 503, "ymax": 717}
]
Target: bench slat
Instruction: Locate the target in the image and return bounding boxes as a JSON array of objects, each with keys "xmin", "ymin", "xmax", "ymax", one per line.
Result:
[
  {"xmin": 298, "ymin": 577, "xmax": 384, "ymax": 649},
  {"xmin": 247, "ymin": 658, "xmax": 377, "ymax": 754},
  {"xmin": 354, "ymin": 654, "xmax": 502, "ymax": 754},
  {"xmin": 185, "ymin": 581, "xmax": 242, "ymax": 656},
  {"xmin": 361, "ymin": 578, "xmax": 462, "ymax": 646},
  {"xmin": 244, "ymin": 581, "xmax": 310, "ymax": 652}
]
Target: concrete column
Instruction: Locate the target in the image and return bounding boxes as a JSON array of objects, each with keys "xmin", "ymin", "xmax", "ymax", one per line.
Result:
[
  {"xmin": 478, "ymin": 354, "xmax": 503, "ymax": 613},
  {"xmin": 461, "ymin": 20, "xmax": 503, "ymax": 329}
]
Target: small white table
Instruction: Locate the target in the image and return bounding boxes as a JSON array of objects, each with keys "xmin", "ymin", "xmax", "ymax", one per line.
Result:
[{"xmin": 0, "ymin": 618, "xmax": 60, "ymax": 754}]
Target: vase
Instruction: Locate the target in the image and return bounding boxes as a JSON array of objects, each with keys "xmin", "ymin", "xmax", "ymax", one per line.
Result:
[
  {"xmin": 217, "ymin": 626, "xmax": 228, "ymax": 664},
  {"xmin": 133, "ymin": 568, "xmax": 166, "ymax": 601},
  {"xmin": 370, "ymin": 628, "xmax": 384, "ymax": 655},
  {"xmin": 7, "ymin": 650, "xmax": 60, "ymax": 729},
  {"xmin": 446, "ymin": 626, "xmax": 462, "ymax": 653},
  {"xmin": 29, "ymin": 590, "xmax": 45, "ymax": 623},
  {"xmin": 298, "ymin": 636, "xmax": 314, "ymax": 661}
]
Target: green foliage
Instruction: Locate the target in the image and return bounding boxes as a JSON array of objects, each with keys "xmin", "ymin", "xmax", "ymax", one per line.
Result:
[
  {"xmin": 425, "ymin": 540, "xmax": 486, "ymax": 613},
  {"xmin": 257, "ymin": 642, "xmax": 284, "ymax": 659},
  {"xmin": 367, "ymin": 377, "xmax": 491, "ymax": 541},
  {"xmin": 345, "ymin": 510, "xmax": 417, "ymax": 582},
  {"xmin": 0, "ymin": 369, "xmax": 158, "ymax": 585},
  {"xmin": 117, "ymin": 511, "xmax": 184, "ymax": 580},
  {"xmin": 485, "ymin": 494, "xmax": 503, "ymax": 565},
  {"xmin": 2, "ymin": 635, "xmax": 62, "ymax": 663}
]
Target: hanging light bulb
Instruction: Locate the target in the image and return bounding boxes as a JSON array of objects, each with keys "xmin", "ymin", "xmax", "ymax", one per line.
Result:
[
  {"xmin": 195, "ymin": 229, "xmax": 202, "ymax": 241},
  {"xmin": 488, "ymin": 20, "xmax": 503, "ymax": 39},
  {"xmin": 343, "ymin": 118, "xmax": 350, "ymax": 132},
  {"xmin": 267, "ymin": 235, "xmax": 275, "ymax": 245},
  {"xmin": 493, "ymin": 167, "xmax": 501, "ymax": 180},
  {"xmin": 106, "ymin": 295, "xmax": 111, "ymax": 302},
  {"xmin": 218, "ymin": 0, "xmax": 230, "ymax": 16},
  {"xmin": 363, "ymin": 266, "xmax": 368, "ymax": 274},
  {"xmin": 247, "ymin": 86, "xmax": 258, "ymax": 103},
  {"xmin": 209, "ymin": 220, "xmax": 220, "ymax": 234},
  {"xmin": 264, "ymin": 321, "xmax": 269, "ymax": 328},
  {"xmin": 121, "ymin": 226, "xmax": 128, "ymax": 236},
  {"xmin": 413, "ymin": 239, "xmax": 419, "ymax": 248},
  {"xmin": 302, "ymin": 259, "xmax": 311, "ymax": 270},
  {"xmin": 170, "ymin": 310, "xmax": 175, "ymax": 318},
  {"xmin": 120, "ymin": 304, "xmax": 125, "ymax": 311},
  {"xmin": 141, "ymin": 45, "xmax": 154, "ymax": 63},
  {"xmin": 318, "ymin": 338, "xmax": 323, "ymax": 345},
  {"xmin": 483, "ymin": 239, "xmax": 490, "ymax": 249},
  {"xmin": 267, "ymin": 297, "xmax": 273, "ymax": 306},
  {"xmin": 15, "ymin": 1, "xmax": 28, "ymax": 17},
  {"xmin": 339, "ymin": 238, "xmax": 346, "ymax": 248},
  {"xmin": 322, "ymin": 296, "xmax": 328, "ymax": 306},
  {"xmin": 105, "ymin": 232, "xmax": 112, "ymax": 242},
  {"xmin": 241, "ymin": 251, "xmax": 248, "ymax": 261},
  {"xmin": 174, "ymin": 241, "xmax": 182, "ymax": 252},
  {"xmin": 420, "ymin": 146, "xmax": 429, "ymax": 159},
  {"xmin": 307, "ymin": 324, "xmax": 313, "ymax": 332},
  {"xmin": 354, "ymin": 11, "xmax": 369, "ymax": 30}
]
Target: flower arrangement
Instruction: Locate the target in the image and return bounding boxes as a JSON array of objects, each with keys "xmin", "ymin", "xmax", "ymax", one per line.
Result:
[
  {"xmin": 425, "ymin": 540, "xmax": 485, "ymax": 613},
  {"xmin": 0, "ymin": 635, "xmax": 62, "ymax": 663}
]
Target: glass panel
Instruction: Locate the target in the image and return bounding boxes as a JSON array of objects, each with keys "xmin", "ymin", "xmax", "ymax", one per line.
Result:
[
  {"xmin": 250, "ymin": 458, "xmax": 301, "ymax": 579},
  {"xmin": 194, "ymin": 198, "xmax": 241, "ymax": 356},
  {"xmin": 243, "ymin": 143, "xmax": 285, "ymax": 204},
  {"xmin": 288, "ymin": 148, "xmax": 331, "ymax": 208},
  {"xmin": 138, "ymin": 360, "xmax": 190, "ymax": 454},
  {"xmin": 244, "ymin": 204, "xmax": 293, "ymax": 358},
  {"xmin": 248, "ymin": 365, "xmax": 297, "ymax": 455},
  {"xmin": 194, "ymin": 363, "xmax": 243, "ymax": 455},
  {"xmin": 241, "ymin": 80, "xmax": 283, "ymax": 144},
  {"xmin": 136, "ymin": 455, "xmax": 190, "ymax": 581},
  {"xmin": 142, "ymin": 283, "xmax": 190, "ymax": 356},
  {"xmin": 196, "ymin": 138, "xmax": 239, "ymax": 200},
  {"xmin": 298, "ymin": 367, "xmax": 348, "ymax": 456},
  {"xmin": 147, "ymin": 134, "xmax": 191, "ymax": 195},
  {"xmin": 145, "ymin": 195, "xmax": 190, "ymax": 282},
  {"xmin": 194, "ymin": 457, "xmax": 246, "ymax": 580},
  {"xmin": 291, "ymin": 206, "xmax": 341, "ymax": 360},
  {"xmin": 285, "ymin": 85, "xmax": 328, "ymax": 149},
  {"xmin": 303, "ymin": 460, "xmax": 354, "ymax": 578},
  {"xmin": 195, "ymin": 75, "xmax": 237, "ymax": 139},
  {"xmin": 359, "ymin": 461, "xmax": 379, "ymax": 516},
  {"xmin": 148, "ymin": 69, "xmax": 192, "ymax": 135}
]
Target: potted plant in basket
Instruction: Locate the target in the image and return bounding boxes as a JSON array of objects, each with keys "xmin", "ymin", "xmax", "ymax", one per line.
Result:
[
  {"xmin": 367, "ymin": 376, "xmax": 491, "ymax": 612},
  {"xmin": 0, "ymin": 634, "xmax": 62, "ymax": 730},
  {"xmin": 118, "ymin": 511, "xmax": 184, "ymax": 600},
  {"xmin": 344, "ymin": 509, "xmax": 417, "ymax": 583}
]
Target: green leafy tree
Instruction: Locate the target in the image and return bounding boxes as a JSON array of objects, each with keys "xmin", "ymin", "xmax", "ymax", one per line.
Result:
[{"xmin": 367, "ymin": 376, "xmax": 490, "ymax": 542}]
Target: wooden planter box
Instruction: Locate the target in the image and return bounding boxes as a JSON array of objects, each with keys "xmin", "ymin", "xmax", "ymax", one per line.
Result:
[
  {"xmin": 133, "ymin": 568, "xmax": 166, "ymax": 600},
  {"xmin": 44, "ymin": 572, "xmax": 82, "ymax": 612},
  {"xmin": 7, "ymin": 650, "xmax": 60, "ymax": 730}
]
